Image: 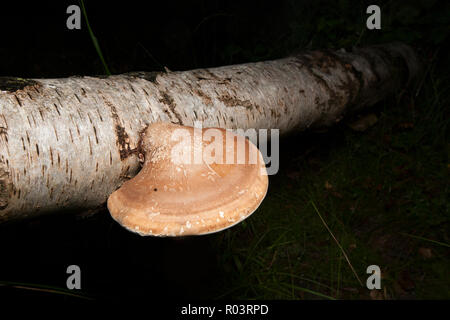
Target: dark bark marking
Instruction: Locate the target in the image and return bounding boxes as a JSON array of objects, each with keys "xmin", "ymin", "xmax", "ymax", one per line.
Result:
[
  {"xmin": 205, "ymin": 69, "xmax": 219, "ymax": 80},
  {"xmin": 218, "ymin": 93, "xmax": 254, "ymax": 109},
  {"xmin": 326, "ymin": 51, "xmax": 363, "ymax": 106},
  {"xmin": 35, "ymin": 144, "xmax": 40, "ymax": 156},
  {"xmin": 296, "ymin": 54, "xmax": 341, "ymax": 116},
  {"xmin": 158, "ymin": 90, "xmax": 183, "ymax": 124},
  {"xmin": 114, "ymin": 124, "xmax": 135, "ymax": 160},
  {"xmin": 193, "ymin": 89, "xmax": 213, "ymax": 105},
  {"xmin": 93, "ymin": 126, "xmax": 99, "ymax": 144},
  {"xmin": 0, "ymin": 127, "xmax": 7, "ymax": 139},
  {"xmin": 310, "ymin": 50, "xmax": 339, "ymax": 74},
  {"xmin": 14, "ymin": 95, "xmax": 22, "ymax": 107},
  {"xmin": 53, "ymin": 126, "xmax": 59, "ymax": 141},
  {"xmin": 69, "ymin": 128, "xmax": 74, "ymax": 143},
  {"xmin": 76, "ymin": 109, "xmax": 83, "ymax": 120},
  {"xmin": 96, "ymin": 108, "xmax": 104, "ymax": 122},
  {"xmin": 1, "ymin": 115, "xmax": 8, "ymax": 129},
  {"xmin": 49, "ymin": 147, "xmax": 54, "ymax": 166},
  {"xmin": 74, "ymin": 93, "xmax": 81, "ymax": 103},
  {"xmin": 88, "ymin": 136, "xmax": 93, "ymax": 155},
  {"xmin": 53, "ymin": 103, "xmax": 61, "ymax": 116},
  {"xmin": 193, "ymin": 69, "xmax": 232, "ymax": 85},
  {"xmin": 102, "ymin": 94, "xmax": 136, "ymax": 160},
  {"xmin": 0, "ymin": 77, "xmax": 39, "ymax": 92},
  {"xmin": 125, "ymin": 71, "xmax": 162, "ymax": 83}
]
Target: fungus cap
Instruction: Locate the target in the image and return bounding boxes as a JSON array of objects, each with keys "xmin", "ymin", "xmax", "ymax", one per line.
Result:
[{"xmin": 107, "ymin": 122, "xmax": 268, "ymax": 236}]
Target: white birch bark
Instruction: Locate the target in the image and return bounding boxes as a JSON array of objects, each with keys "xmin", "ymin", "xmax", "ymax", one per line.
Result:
[{"xmin": 0, "ymin": 42, "xmax": 420, "ymax": 222}]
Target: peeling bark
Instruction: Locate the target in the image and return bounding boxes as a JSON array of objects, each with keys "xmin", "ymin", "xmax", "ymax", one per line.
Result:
[{"xmin": 0, "ymin": 42, "xmax": 421, "ymax": 222}]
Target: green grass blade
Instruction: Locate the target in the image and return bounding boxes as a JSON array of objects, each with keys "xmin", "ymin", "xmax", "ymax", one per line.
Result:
[
  {"xmin": 0, "ymin": 280, "xmax": 94, "ymax": 300},
  {"xmin": 80, "ymin": 0, "xmax": 111, "ymax": 75},
  {"xmin": 399, "ymin": 232, "xmax": 450, "ymax": 248}
]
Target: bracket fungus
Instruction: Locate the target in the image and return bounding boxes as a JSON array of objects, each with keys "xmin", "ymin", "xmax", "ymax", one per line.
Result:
[{"xmin": 107, "ymin": 122, "xmax": 268, "ymax": 236}]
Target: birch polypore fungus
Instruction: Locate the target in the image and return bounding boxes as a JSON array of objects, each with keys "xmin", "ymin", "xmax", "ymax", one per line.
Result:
[{"xmin": 107, "ymin": 122, "xmax": 268, "ymax": 236}]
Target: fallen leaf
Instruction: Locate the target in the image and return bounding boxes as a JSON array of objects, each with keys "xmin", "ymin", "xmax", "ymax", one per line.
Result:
[
  {"xmin": 418, "ymin": 247, "xmax": 433, "ymax": 259},
  {"xmin": 348, "ymin": 113, "xmax": 378, "ymax": 132},
  {"xmin": 325, "ymin": 181, "xmax": 333, "ymax": 190}
]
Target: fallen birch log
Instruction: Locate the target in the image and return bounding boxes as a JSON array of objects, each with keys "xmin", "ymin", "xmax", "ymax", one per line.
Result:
[{"xmin": 0, "ymin": 42, "xmax": 420, "ymax": 224}]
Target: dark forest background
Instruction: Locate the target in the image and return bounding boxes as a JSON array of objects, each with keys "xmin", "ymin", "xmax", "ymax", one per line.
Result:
[{"xmin": 0, "ymin": 0, "xmax": 449, "ymax": 303}]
